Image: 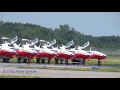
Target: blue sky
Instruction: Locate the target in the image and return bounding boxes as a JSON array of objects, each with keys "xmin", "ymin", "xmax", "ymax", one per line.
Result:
[{"xmin": 0, "ymin": 12, "xmax": 120, "ymax": 36}]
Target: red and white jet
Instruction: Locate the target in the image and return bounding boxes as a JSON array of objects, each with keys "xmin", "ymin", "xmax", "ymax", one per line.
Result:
[
  {"xmin": 33, "ymin": 39, "xmax": 58, "ymax": 64},
  {"xmin": 64, "ymin": 40, "xmax": 91, "ymax": 65},
  {"xmin": 0, "ymin": 37, "xmax": 17, "ymax": 63},
  {"xmin": 79, "ymin": 41, "xmax": 107, "ymax": 65},
  {"xmin": 11, "ymin": 37, "xmax": 38, "ymax": 63},
  {"xmin": 50, "ymin": 40, "xmax": 75, "ymax": 64},
  {"xmin": 87, "ymin": 47, "xmax": 107, "ymax": 61}
]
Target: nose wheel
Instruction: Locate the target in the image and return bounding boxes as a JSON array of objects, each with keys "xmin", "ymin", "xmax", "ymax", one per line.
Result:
[
  {"xmin": 65, "ymin": 60, "xmax": 68, "ymax": 64},
  {"xmin": 82, "ymin": 59, "xmax": 85, "ymax": 65},
  {"xmin": 98, "ymin": 59, "xmax": 101, "ymax": 66},
  {"xmin": 55, "ymin": 58, "xmax": 58, "ymax": 64},
  {"xmin": 48, "ymin": 59, "xmax": 51, "ymax": 64},
  {"xmin": 18, "ymin": 57, "xmax": 21, "ymax": 63}
]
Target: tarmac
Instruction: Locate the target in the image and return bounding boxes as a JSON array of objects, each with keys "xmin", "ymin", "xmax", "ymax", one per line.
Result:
[{"xmin": 0, "ymin": 63, "xmax": 120, "ymax": 78}]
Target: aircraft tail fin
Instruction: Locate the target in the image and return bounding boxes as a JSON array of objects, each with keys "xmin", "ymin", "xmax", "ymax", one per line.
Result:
[
  {"xmin": 90, "ymin": 47, "xmax": 92, "ymax": 51},
  {"xmin": 76, "ymin": 45, "xmax": 82, "ymax": 50}
]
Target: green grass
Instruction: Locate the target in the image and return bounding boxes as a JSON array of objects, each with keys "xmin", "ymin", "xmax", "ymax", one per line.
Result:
[
  {"xmin": 17, "ymin": 57, "xmax": 120, "ymax": 72},
  {"xmin": 85, "ymin": 57, "xmax": 120, "ymax": 67},
  {"xmin": 0, "ymin": 53, "xmax": 120, "ymax": 72},
  {"xmin": 0, "ymin": 57, "xmax": 120, "ymax": 67},
  {"xmin": 18, "ymin": 66, "xmax": 120, "ymax": 72},
  {"xmin": 0, "ymin": 75, "xmax": 44, "ymax": 78}
]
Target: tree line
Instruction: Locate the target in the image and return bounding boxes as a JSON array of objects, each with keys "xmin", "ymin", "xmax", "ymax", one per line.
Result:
[{"xmin": 0, "ymin": 21, "xmax": 120, "ymax": 50}]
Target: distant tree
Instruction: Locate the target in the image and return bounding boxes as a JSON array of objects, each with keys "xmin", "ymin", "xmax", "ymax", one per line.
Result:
[{"xmin": 0, "ymin": 21, "xmax": 120, "ymax": 49}]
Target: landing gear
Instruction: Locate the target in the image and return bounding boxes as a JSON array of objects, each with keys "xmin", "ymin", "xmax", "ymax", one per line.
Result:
[
  {"xmin": 3, "ymin": 58, "xmax": 6, "ymax": 63},
  {"xmin": 6, "ymin": 58, "xmax": 10, "ymax": 63},
  {"xmin": 3, "ymin": 58, "xmax": 9, "ymax": 63},
  {"xmin": 42, "ymin": 59, "xmax": 45, "ymax": 63},
  {"xmin": 36, "ymin": 57, "xmax": 40, "ymax": 64},
  {"xmin": 55, "ymin": 58, "xmax": 58, "ymax": 64},
  {"xmin": 72, "ymin": 59, "xmax": 85, "ymax": 65},
  {"xmin": 65, "ymin": 60, "xmax": 68, "ymax": 65},
  {"xmin": 48, "ymin": 59, "xmax": 50, "ymax": 64},
  {"xmin": 98, "ymin": 59, "xmax": 101, "ymax": 66},
  {"xmin": 27, "ymin": 59, "xmax": 31, "ymax": 64},
  {"xmin": 18, "ymin": 57, "xmax": 21, "ymax": 63},
  {"xmin": 72, "ymin": 59, "xmax": 75, "ymax": 65},
  {"xmin": 82, "ymin": 59, "xmax": 85, "ymax": 65},
  {"xmin": 60, "ymin": 60, "xmax": 63, "ymax": 64},
  {"xmin": 23, "ymin": 59, "xmax": 27, "ymax": 63}
]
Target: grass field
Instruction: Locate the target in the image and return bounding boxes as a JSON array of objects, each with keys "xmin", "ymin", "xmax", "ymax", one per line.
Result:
[
  {"xmin": 86, "ymin": 57, "xmax": 120, "ymax": 67},
  {"xmin": 0, "ymin": 50, "xmax": 120, "ymax": 72},
  {"xmin": 0, "ymin": 57, "xmax": 120, "ymax": 66},
  {"xmin": 15, "ymin": 57, "xmax": 120, "ymax": 72}
]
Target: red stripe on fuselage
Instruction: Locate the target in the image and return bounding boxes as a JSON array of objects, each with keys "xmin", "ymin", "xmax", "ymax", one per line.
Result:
[
  {"xmin": 0, "ymin": 50, "xmax": 16, "ymax": 58},
  {"xmin": 37, "ymin": 51, "xmax": 57, "ymax": 59}
]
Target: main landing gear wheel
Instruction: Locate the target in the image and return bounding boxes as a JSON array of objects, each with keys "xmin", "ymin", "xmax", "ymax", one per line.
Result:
[
  {"xmin": 36, "ymin": 58, "xmax": 40, "ymax": 64},
  {"xmin": 42, "ymin": 59, "xmax": 45, "ymax": 63},
  {"xmin": 55, "ymin": 58, "xmax": 58, "ymax": 64},
  {"xmin": 98, "ymin": 59, "xmax": 101, "ymax": 66},
  {"xmin": 3, "ymin": 58, "xmax": 6, "ymax": 63},
  {"xmin": 48, "ymin": 59, "xmax": 51, "ymax": 64},
  {"xmin": 60, "ymin": 60, "xmax": 63, "ymax": 64},
  {"xmin": 65, "ymin": 60, "xmax": 68, "ymax": 65},
  {"xmin": 27, "ymin": 59, "xmax": 31, "ymax": 64},
  {"xmin": 72, "ymin": 59, "xmax": 76, "ymax": 65},
  {"xmin": 6, "ymin": 58, "xmax": 10, "ymax": 63},
  {"xmin": 3, "ymin": 58, "xmax": 9, "ymax": 63},
  {"xmin": 23, "ymin": 59, "xmax": 27, "ymax": 63},
  {"xmin": 18, "ymin": 58, "xmax": 21, "ymax": 63},
  {"xmin": 82, "ymin": 59, "xmax": 85, "ymax": 65}
]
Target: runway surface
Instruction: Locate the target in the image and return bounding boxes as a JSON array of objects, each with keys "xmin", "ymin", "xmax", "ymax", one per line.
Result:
[{"xmin": 0, "ymin": 63, "xmax": 120, "ymax": 78}]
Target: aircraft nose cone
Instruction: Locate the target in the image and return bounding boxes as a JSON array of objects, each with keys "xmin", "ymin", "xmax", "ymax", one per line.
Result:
[{"xmin": 103, "ymin": 54, "xmax": 107, "ymax": 58}]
